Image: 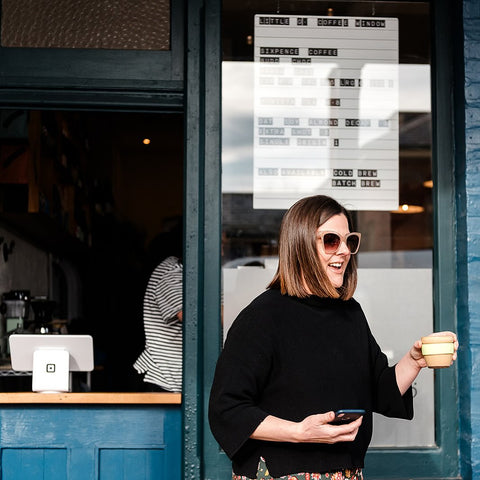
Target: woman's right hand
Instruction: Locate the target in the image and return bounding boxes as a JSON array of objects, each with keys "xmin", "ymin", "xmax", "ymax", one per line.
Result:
[{"xmin": 296, "ymin": 411, "xmax": 362, "ymax": 444}]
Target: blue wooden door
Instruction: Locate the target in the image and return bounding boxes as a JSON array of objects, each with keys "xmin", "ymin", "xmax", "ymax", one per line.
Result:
[{"xmin": 0, "ymin": 405, "xmax": 181, "ymax": 480}]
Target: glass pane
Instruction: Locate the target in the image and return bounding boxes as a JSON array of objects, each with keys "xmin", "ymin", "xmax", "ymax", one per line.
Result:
[
  {"xmin": 221, "ymin": 1, "xmax": 434, "ymax": 447},
  {"xmin": 1, "ymin": 0, "xmax": 170, "ymax": 50}
]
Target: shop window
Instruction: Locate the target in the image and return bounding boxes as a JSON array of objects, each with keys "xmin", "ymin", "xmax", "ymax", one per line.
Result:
[
  {"xmin": 0, "ymin": 109, "xmax": 184, "ymax": 392},
  {"xmin": 221, "ymin": 1, "xmax": 434, "ymax": 448}
]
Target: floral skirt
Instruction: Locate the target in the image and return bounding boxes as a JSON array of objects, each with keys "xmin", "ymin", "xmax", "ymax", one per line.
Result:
[{"xmin": 232, "ymin": 457, "xmax": 364, "ymax": 480}]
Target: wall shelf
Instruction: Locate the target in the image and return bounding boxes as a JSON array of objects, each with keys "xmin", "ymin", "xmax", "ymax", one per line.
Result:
[{"xmin": 0, "ymin": 212, "xmax": 88, "ymax": 257}]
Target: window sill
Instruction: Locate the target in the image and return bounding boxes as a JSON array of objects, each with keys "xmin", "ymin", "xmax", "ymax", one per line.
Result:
[{"xmin": 0, "ymin": 392, "xmax": 181, "ymax": 404}]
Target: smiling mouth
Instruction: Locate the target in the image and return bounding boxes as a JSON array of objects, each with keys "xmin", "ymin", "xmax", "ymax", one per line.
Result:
[{"xmin": 329, "ymin": 262, "xmax": 343, "ymax": 270}]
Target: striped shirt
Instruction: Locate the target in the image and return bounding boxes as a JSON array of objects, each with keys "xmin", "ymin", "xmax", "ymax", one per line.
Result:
[{"xmin": 134, "ymin": 256, "xmax": 183, "ymax": 392}]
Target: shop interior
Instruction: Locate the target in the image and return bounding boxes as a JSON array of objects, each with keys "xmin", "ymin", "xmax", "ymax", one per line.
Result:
[{"xmin": 0, "ymin": 109, "xmax": 184, "ymax": 392}]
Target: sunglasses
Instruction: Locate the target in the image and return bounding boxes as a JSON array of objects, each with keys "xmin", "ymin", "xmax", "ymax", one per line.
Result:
[{"xmin": 317, "ymin": 231, "xmax": 361, "ymax": 255}]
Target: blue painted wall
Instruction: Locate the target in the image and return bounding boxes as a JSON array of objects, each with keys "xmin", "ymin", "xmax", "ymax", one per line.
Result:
[
  {"xmin": 0, "ymin": 405, "xmax": 181, "ymax": 480},
  {"xmin": 461, "ymin": 1, "xmax": 480, "ymax": 478}
]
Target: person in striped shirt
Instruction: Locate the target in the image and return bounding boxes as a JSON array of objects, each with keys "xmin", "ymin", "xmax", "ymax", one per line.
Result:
[{"xmin": 134, "ymin": 218, "xmax": 183, "ymax": 392}]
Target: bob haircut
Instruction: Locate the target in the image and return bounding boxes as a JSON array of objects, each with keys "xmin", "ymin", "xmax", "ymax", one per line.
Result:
[{"xmin": 268, "ymin": 195, "xmax": 358, "ymax": 300}]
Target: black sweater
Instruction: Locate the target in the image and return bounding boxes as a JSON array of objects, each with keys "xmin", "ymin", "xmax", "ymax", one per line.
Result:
[{"xmin": 208, "ymin": 288, "xmax": 413, "ymax": 478}]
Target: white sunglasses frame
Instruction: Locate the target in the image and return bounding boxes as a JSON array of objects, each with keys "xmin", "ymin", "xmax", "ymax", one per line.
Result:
[{"xmin": 316, "ymin": 231, "xmax": 362, "ymax": 255}]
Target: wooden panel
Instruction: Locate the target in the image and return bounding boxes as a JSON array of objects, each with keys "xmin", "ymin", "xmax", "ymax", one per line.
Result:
[
  {"xmin": 0, "ymin": 144, "xmax": 30, "ymax": 183},
  {"xmin": 2, "ymin": 448, "xmax": 67, "ymax": 479},
  {"xmin": 99, "ymin": 448, "xmax": 164, "ymax": 480}
]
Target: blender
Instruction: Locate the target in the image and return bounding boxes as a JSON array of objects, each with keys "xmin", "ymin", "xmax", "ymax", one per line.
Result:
[
  {"xmin": 1, "ymin": 290, "xmax": 30, "ymax": 332},
  {"xmin": 0, "ymin": 290, "xmax": 30, "ymax": 358}
]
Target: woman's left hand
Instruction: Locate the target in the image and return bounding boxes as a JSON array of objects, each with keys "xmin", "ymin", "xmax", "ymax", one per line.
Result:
[
  {"xmin": 396, "ymin": 331, "xmax": 458, "ymax": 395},
  {"xmin": 410, "ymin": 331, "xmax": 459, "ymax": 368}
]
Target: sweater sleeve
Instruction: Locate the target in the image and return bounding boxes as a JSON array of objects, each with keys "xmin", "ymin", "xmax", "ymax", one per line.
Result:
[
  {"xmin": 368, "ymin": 325, "xmax": 414, "ymax": 420},
  {"xmin": 208, "ymin": 307, "xmax": 273, "ymax": 459}
]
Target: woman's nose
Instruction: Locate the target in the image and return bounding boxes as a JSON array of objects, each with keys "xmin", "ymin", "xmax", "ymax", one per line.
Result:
[{"xmin": 337, "ymin": 239, "xmax": 351, "ymax": 255}]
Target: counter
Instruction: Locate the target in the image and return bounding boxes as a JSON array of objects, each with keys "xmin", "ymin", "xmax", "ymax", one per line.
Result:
[
  {"xmin": 0, "ymin": 392, "xmax": 182, "ymax": 479},
  {"xmin": 0, "ymin": 392, "xmax": 181, "ymax": 403}
]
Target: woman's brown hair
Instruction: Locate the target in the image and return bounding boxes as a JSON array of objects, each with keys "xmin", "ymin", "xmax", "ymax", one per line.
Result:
[{"xmin": 268, "ymin": 195, "xmax": 358, "ymax": 300}]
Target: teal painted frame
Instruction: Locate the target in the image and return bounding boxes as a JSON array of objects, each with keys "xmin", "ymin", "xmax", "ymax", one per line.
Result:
[
  {"xmin": 183, "ymin": 1, "xmax": 205, "ymax": 479},
  {"xmin": 200, "ymin": 0, "xmax": 461, "ymax": 478},
  {"xmin": 182, "ymin": 1, "xmax": 226, "ymax": 479}
]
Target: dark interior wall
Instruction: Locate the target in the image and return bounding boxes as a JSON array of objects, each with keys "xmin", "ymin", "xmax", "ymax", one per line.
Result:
[
  {"xmin": 84, "ymin": 111, "xmax": 184, "ymax": 246},
  {"xmin": 72, "ymin": 111, "xmax": 184, "ymax": 391},
  {"xmin": 111, "ymin": 118, "xmax": 184, "ymax": 246}
]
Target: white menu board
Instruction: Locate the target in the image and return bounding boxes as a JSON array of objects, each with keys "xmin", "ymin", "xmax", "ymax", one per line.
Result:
[{"xmin": 254, "ymin": 15, "xmax": 399, "ymax": 210}]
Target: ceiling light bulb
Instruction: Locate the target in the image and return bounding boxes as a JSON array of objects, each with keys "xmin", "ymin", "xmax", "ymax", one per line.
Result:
[{"xmin": 391, "ymin": 204, "xmax": 425, "ymax": 214}]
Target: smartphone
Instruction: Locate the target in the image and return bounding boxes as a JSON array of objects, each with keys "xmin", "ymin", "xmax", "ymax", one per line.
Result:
[{"xmin": 329, "ymin": 409, "xmax": 366, "ymax": 425}]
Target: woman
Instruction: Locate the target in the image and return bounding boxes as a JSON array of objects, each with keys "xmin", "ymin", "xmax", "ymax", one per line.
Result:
[{"xmin": 209, "ymin": 195, "xmax": 457, "ymax": 480}]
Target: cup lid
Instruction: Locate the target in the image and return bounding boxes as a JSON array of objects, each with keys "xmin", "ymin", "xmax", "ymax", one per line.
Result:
[{"xmin": 421, "ymin": 334, "xmax": 454, "ymax": 344}]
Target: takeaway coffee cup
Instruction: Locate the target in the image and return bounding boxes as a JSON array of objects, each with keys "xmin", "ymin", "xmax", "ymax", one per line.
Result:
[{"xmin": 421, "ymin": 334, "xmax": 455, "ymax": 368}]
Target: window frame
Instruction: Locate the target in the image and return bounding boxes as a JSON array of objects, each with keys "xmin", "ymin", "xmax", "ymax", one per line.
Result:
[
  {"xmin": 199, "ymin": 0, "xmax": 460, "ymax": 478},
  {"xmin": 0, "ymin": 0, "xmax": 184, "ymax": 108}
]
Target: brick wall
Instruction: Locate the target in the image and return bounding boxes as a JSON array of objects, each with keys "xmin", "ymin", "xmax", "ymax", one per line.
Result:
[{"xmin": 462, "ymin": 1, "xmax": 480, "ymax": 477}]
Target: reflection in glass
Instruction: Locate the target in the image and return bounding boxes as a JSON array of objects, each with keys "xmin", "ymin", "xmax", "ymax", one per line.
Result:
[
  {"xmin": 221, "ymin": 1, "xmax": 434, "ymax": 448},
  {"xmin": 222, "ymin": 2, "xmax": 432, "ymax": 270}
]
